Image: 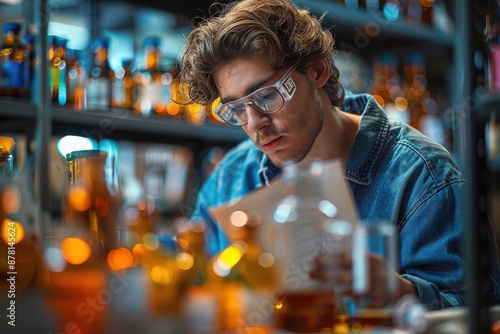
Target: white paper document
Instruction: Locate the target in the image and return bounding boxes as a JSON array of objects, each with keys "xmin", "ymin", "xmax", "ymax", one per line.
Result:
[{"xmin": 209, "ymin": 159, "xmax": 359, "ymax": 291}]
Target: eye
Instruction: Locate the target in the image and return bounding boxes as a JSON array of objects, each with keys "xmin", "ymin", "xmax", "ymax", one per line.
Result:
[
  {"xmin": 256, "ymin": 88, "xmax": 278, "ymax": 102},
  {"xmin": 231, "ymin": 104, "xmax": 246, "ymax": 114}
]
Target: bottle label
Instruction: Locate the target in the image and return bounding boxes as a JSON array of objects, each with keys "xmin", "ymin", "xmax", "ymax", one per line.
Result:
[
  {"xmin": 113, "ymin": 80, "xmax": 125, "ymax": 107},
  {"xmin": 1, "ymin": 60, "xmax": 23, "ymax": 88},
  {"xmin": 136, "ymin": 79, "xmax": 166, "ymax": 114},
  {"xmin": 87, "ymin": 78, "xmax": 110, "ymax": 109}
]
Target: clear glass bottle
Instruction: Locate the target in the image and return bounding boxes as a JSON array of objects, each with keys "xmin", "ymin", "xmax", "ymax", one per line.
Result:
[
  {"xmin": 64, "ymin": 149, "xmax": 118, "ymax": 260},
  {"xmin": 135, "ymin": 36, "xmax": 168, "ymax": 115},
  {"xmin": 0, "ymin": 136, "xmax": 14, "ymax": 177},
  {"xmin": 49, "ymin": 36, "xmax": 68, "ymax": 105},
  {"xmin": 270, "ymin": 161, "xmax": 339, "ymax": 332},
  {"xmin": 87, "ymin": 37, "xmax": 114, "ymax": 110},
  {"xmin": 113, "ymin": 58, "xmax": 134, "ymax": 109},
  {"xmin": 0, "ymin": 21, "xmax": 26, "ymax": 98}
]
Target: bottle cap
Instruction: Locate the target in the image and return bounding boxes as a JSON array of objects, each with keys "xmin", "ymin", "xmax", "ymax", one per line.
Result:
[
  {"xmin": 406, "ymin": 52, "xmax": 426, "ymax": 67},
  {"xmin": 92, "ymin": 37, "xmax": 110, "ymax": 51},
  {"xmin": 55, "ymin": 37, "xmax": 68, "ymax": 47},
  {"xmin": 3, "ymin": 21, "xmax": 21, "ymax": 34},
  {"xmin": 122, "ymin": 59, "xmax": 133, "ymax": 68},
  {"xmin": 377, "ymin": 53, "xmax": 398, "ymax": 66},
  {"xmin": 142, "ymin": 36, "xmax": 161, "ymax": 48},
  {"xmin": 65, "ymin": 150, "xmax": 106, "ymax": 162}
]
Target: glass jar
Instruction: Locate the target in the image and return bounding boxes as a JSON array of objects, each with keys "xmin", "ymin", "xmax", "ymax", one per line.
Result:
[{"xmin": 63, "ymin": 149, "xmax": 118, "ymax": 261}]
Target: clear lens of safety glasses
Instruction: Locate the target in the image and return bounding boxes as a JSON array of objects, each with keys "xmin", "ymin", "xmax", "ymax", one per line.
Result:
[{"xmin": 214, "ymin": 65, "xmax": 297, "ymax": 126}]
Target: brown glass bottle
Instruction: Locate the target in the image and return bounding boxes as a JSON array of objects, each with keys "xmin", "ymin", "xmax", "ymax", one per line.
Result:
[
  {"xmin": 370, "ymin": 53, "xmax": 409, "ymax": 124},
  {"xmin": 48, "ymin": 36, "xmax": 68, "ymax": 105},
  {"xmin": 112, "ymin": 58, "xmax": 134, "ymax": 109},
  {"xmin": 87, "ymin": 37, "xmax": 114, "ymax": 109},
  {"xmin": 135, "ymin": 37, "xmax": 168, "ymax": 115},
  {"xmin": 64, "ymin": 150, "xmax": 118, "ymax": 259},
  {"xmin": 0, "ymin": 22, "xmax": 26, "ymax": 98},
  {"xmin": 21, "ymin": 34, "xmax": 35, "ymax": 100}
]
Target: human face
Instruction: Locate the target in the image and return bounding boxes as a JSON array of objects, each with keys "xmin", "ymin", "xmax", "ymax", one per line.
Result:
[
  {"xmin": 214, "ymin": 65, "xmax": 297, "ymax": 126},
  {"xmin": 213, "ymin": 57, "xmax": 324, "ymax": 167}
]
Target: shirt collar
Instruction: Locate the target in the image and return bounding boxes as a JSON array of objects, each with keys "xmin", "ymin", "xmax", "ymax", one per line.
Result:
[{"xmin": 343, "ymin": 94, "xmax": 390, "ymax": 185}]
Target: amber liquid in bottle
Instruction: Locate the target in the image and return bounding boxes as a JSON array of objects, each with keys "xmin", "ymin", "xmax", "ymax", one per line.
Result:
[
  {"xmin": 0, "ymin": 22, "xmax": 26, "ymax": 98},
  {"xmin": 135, "ymin": 37, "xmax": 169, "ymax": 115}
]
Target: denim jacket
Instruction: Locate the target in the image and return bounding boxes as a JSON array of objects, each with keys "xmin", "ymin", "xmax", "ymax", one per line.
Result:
[{"xmin": 191, "ymin": 93, "xmax": 500, "ymax": 309}]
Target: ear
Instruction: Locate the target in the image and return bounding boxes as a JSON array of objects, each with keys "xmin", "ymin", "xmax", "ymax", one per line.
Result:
[{"xmin": 308, "ymin": 59, "xmax": 330, "ymax": 88}]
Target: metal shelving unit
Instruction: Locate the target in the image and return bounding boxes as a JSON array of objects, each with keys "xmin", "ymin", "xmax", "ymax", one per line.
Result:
[{"xmin": 293, "ymin": 0, "xmax": 454, "ymax": 47}]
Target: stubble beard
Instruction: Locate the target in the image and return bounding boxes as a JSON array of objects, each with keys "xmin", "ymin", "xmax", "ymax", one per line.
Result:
[{"xmin": 269, "ymin": 96, "xmax": 324, "ymax": 168}]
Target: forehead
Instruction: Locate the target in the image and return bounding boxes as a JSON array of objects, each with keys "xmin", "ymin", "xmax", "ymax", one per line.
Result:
[{"xmin": 213, "ymin": 56, "xmax": 275, "ymax": 100}]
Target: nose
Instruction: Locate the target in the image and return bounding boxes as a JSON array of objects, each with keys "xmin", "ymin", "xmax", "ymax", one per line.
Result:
[{"xmin": 244, "ymin": 104, "xmax": 270, "ymax": 131}]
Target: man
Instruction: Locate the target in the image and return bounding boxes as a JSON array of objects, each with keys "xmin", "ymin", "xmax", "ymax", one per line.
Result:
[{"xmin": 179, "ymin": 0, "xmax": 500, "ymax": 310}]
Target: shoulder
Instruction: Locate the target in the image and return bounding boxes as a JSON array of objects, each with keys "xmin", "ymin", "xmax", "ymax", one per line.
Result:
[
  {"xmin": 215, "ymin": 139, "xmax": 263, "ymax": 176},
  {"xmin": 385, "ymin": 120, "xmax": 464, "ymax": 187}
]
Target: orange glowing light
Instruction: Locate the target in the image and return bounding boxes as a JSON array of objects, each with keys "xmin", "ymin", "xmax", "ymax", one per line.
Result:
[
  {"xmin": 107, "ymin": 247, "xmax": 134, "ymax": 271},
  {"xmin": 68, "ymin": 187, "xmax": 91, "ymax": 212},
  {"xmin": 1, "ymin": 185, "xmax": 20, "ymax": 214},
  {"xmin": 372, "ymin": 95, "xmax": 385, "ymax": 108},
  {"xmin": 1, "ymin": 219, "xmax": 24, "ymax": 244},
  {"xmin": 167, "ymin": 103, "xmax": 181, "ymax": 116},
  {"xmin": 186, "ymin": 103, "xmax": 202, "ymax": 114},
  {"xmin": 395, "ymin": 97, "xmax": 408, "ymax": 111},
  {"xmin": 151, "ymin": 265, "xmax": 173, "ymax": 285},
  {"xmin": 176, "ymin": 252, "xmax": 194, "ymax": 270},
  {"xmin": 61, "ymin": 237, "xmax": 91, "ymax": 265},
  {"xmin": 133, "ymin": 243, "xmax": 156, "ymax": 267}
]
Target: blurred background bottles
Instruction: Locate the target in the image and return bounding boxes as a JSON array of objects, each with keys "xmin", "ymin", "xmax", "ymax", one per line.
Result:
[
  {"xmin": 134, "ymin": 36, "xmax": 169, "ymax": 115},
  {"xmin": 63, "ymin": 149, "xmax": 120, "ymax": 260},
  {"xmin": 370, "ymin": 53, "xmax": 409, "ymax": 124},
  {"xmin": 87, "ymin": 37, "xmax": 114, "ymax": 109},
  {"xmin": 0, "ymin": 21, "xmax": 28, "ymax": 98},
  {"xmin": 49, "ymin": 36, "xmax": 68, "ymax": 105},
  {"xmin": 485, "ymin": 0, "xmax": 500, "ymax": 93},
  {"xmin": 113, "ymin": 58, "xmax": 135, "ymax": 109}
]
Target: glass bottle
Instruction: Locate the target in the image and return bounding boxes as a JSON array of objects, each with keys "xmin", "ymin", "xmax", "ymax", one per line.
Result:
[
  {"xmin": 167, "ymin": 65, "xmax": 186, "ymax": 120},
  {"xmin": 270, "ymin": 161, "xmax": 339, "ymax": 332},
  {"xmin": 381, "ymin": 0, "xmax": 402, "ymax": 21},
  {"xmin": 0, "ymin": 135, "xmax": 14, "ymax": 177},
  {"xmin": 113, "ymin": 58, "xmax": 134, "ymax": 109},
  {"xmin": 49, "ymin": 36, "xmax": 68, "ymax": 105},
  {"xmin": 135, "ymin": 36, "xmax": 168, "ymax": 115},
  {"xmin": 87, "ymin": 37, "xmax": 114, "ymax": 110},
  {"xmin": 485, "ymin": 3, "xmax": 500, "ymax": 93},
  {"xmin": 402, "ymin": 53, "xmax": 444, "ymax": 143},
  {"xmin": 21, "ymin": 33, "xmax": 35, "ymax": 100},
  {"xmin": 206, "ymin": 211, "xmax": 277, "ymax": 331},
  {"xmin": 65, "ymin": 48, "xmax": 78, "ymax": 106},
  {"xmin": 404, "ymin": 0, "xmax": 433, "ymax": 26},
  {"xmin": 0, "ymin": 21, "xmax": 26, "ymax": 98},
  {"xmin": 371, "ymin": 53, "xmax": 409, "ymax": 124},
  {"xmin": 64, "ymin": 149, "xmax": 118, "ymax": 260},
  {"xmin": 72, "ymin": 51, "xmax": 86, "ymax": 110}
]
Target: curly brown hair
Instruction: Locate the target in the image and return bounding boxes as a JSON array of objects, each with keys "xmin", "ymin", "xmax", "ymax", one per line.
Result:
[{"xmin": 179, "ymin": 0, "xmax": 344, "ymax": 108}]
